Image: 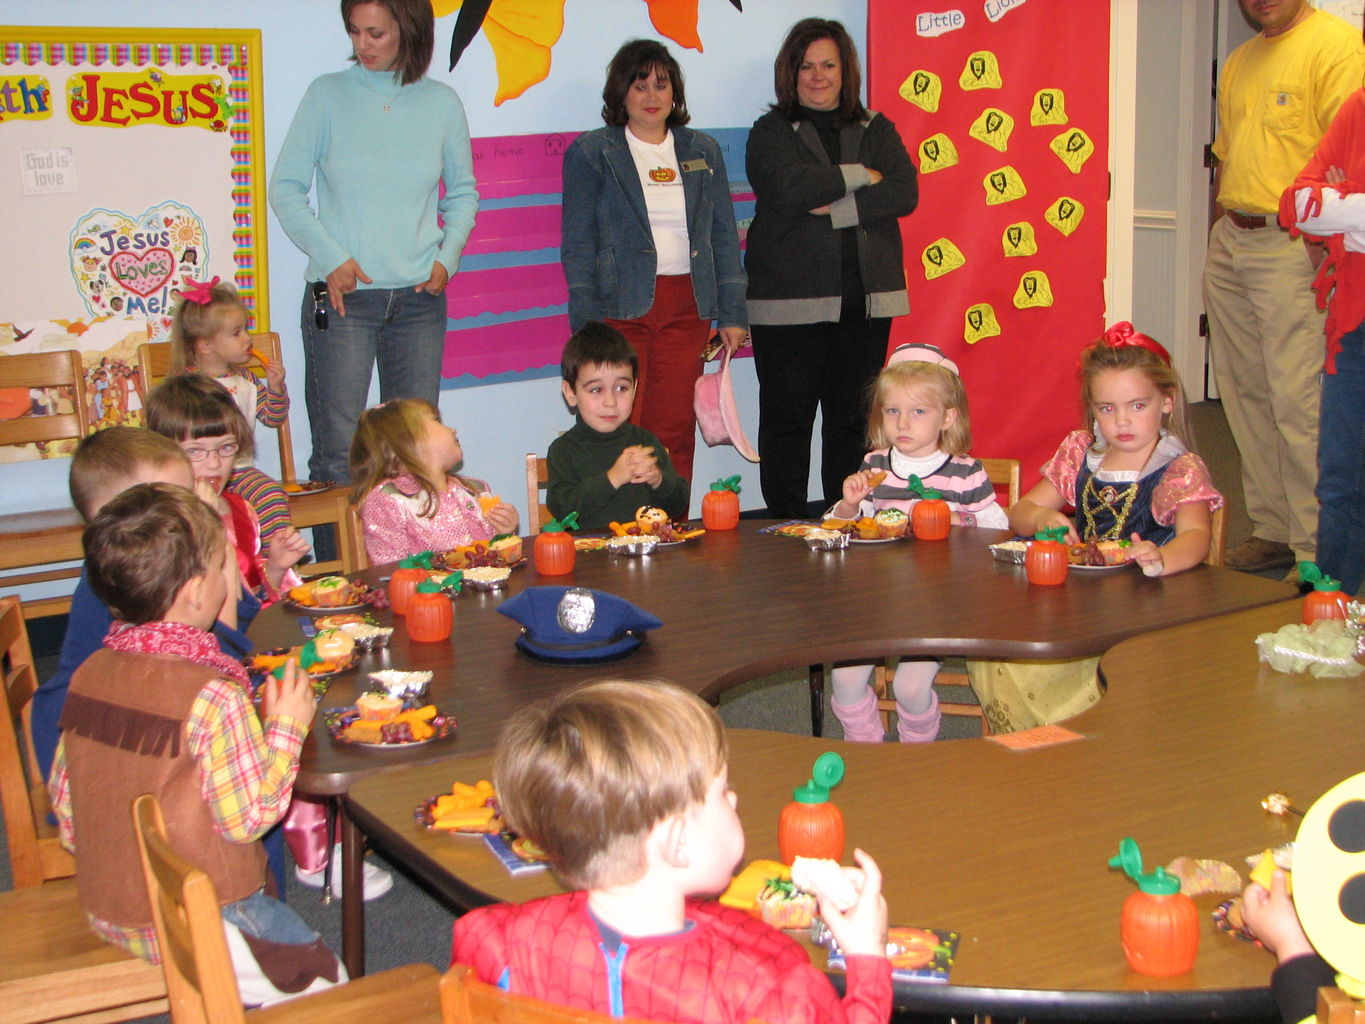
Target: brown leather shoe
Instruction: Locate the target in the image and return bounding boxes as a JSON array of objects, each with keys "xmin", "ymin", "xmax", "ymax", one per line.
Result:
[{"xmin": 1224, "ymin": 536, "xmax": 1295, "ymax": 573}]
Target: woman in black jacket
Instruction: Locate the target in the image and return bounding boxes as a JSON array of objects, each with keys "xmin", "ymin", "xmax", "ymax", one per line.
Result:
[{"xmin": 745, "ymin": 18, "xmax": 917, "ymax": 517}]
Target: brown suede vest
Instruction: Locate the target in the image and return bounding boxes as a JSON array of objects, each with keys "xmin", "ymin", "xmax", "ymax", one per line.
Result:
[{"xmin": 60, "ymin": 649, "xmax": 266, "ymax": 930}]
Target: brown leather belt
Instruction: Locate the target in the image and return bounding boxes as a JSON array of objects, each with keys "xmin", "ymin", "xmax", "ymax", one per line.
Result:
[{"xmin": 1225, "ymin": 210, "xmax": 1275, "ymax": 230}]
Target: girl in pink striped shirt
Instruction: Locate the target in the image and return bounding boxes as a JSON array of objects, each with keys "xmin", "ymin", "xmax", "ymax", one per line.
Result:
[{"xmin": 827, "ymin": 345, "xmax": 1006, "ymax": 744}]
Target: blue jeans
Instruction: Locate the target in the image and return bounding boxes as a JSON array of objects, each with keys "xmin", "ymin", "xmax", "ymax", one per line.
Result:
[
  {"xmin": 1317, "ymin": 324, "xmax": 1365, "ymax": 595},
  {"xmin": 300, "ymin": 285, "xmax": 446, "ymax": 485},
  {"xmin": 221, "ymin": 890, "xmax": 320, "ymax": 945}
]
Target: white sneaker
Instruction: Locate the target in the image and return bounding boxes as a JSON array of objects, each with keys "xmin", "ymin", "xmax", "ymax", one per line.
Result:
[{"xmin": 294, "ymin": 845, "xmax": 393, "ymax": 901}]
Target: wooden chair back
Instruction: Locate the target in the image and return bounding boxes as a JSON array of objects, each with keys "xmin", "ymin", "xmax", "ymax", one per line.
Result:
[
  {"xmin": 442, "ymin": 965, "xmax": 661, "ymax": 1024},
  {"xmin": 1319, "ymin": 987, "xmax": 1365, "ymax": 1024},
  {"xmin": 133, "ymin": 793, "xmax": 242, "ymax": 1024},
  {"xmin": 0, "ymin": 595, "xmax": 75, "ymax": 886},
  {"xmin": 525, "ymin": 454, "xmax": 551, "ymax": 534},
  {"xmin": 980, "ymin": 457, "xmax": 1020, "ymax": 507},
  {"xmin": 345, "ymin": 500, "xmax": 369, "ymax": 572},
  {"xmin": 0, "ymin": 348, "xmax": 90, "ymax": 450},
  {"xmin": 1205, "ymin": 504, "xmax": 1227, "ymax": 567}
]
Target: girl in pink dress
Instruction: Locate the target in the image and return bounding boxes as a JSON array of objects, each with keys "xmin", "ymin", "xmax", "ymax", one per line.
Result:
[{"xmin": 350, "ymin": 398, "xmax": 519, "ymax": 565}]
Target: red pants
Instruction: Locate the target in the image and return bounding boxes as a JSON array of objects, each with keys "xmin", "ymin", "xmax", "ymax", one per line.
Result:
[{"xmin": 607, "ymin": 274, "xmax": 710, "ymax": 500}]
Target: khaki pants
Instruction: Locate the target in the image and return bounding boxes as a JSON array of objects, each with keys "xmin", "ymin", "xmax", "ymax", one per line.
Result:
[
  {"xmin": 1203, "ymin": 216, "xmax": 1323, "ymax": 561},
  {"xmin": 966, "ymin": 657, "xmax": 1101, "ymax": 733}
]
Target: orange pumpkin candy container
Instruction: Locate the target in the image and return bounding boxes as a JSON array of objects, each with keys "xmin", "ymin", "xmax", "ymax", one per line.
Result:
[
  {"xmin": 1298, "ymin": 561, "xmax": 1351, "ymax": 625},
  {"xmin": 389, "ymin": 552, "xmax": 434, "ymax": 616},
  {"xmin": 406, "ymin": 577, "xmax": 456, "ymax": 643},
  {"xmin": 702, "ymin": 475, "xmax": 742, "ymax": 531},
  {"xmin": 778, "ymin": 752, "xmax": 846, "ymax": 865},
  {"xmin": 534, "ymin": 511, "xmax": 579, "ymax": 576},
  {"xmin": 904, "ymin": 474, "xmax": 950, "ymax": 540},
  {"xmin": 1025, "ymin": 527, "xmax": 1070, "ymax": 586},
  {"xmin": 1108, "ymin": 838, "xmax": 1199, "ymax": 977}
]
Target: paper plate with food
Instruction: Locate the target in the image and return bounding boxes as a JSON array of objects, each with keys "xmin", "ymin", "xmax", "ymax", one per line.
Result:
[
  {"xmin": 281, "ymin": 480, "xmax": 331, "ymax": 495},
  {"xmin": 435, "ymin": 535, "xmax": 525, "ymax": 571},
  {"xmin": 573, "ymin": 536, "xmax": 610, "ymax": 552},
  {"xmin": 1068, "ymin": 539, "xmax": 1135, "ymax": 571},
  {"xmin": 607, "ymin": 506, "xmax": 705, "ymax": 546},
  {"xmin": 821, "ymin": 509, "xmax": 908, "ymax": 543},
  {"xmin": 246, "ymin": 632, "xmax": 357, "ymax": 698},
  {"xmin": 415, "ymin": 779, "xmax": 503, "ymax": 833},
  {"xmin": 283, "ymin": 576, "xmax": 376, "ymax": 613},
  {"xmin": 325, "ymin": 693, "xmax": 456, "ymax": 748},
  {"xmin": 311, "ymin": 613, "xmax": 394, "ymax": 650}
]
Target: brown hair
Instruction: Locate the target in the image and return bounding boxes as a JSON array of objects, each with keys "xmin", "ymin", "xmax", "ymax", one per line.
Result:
[
  {"xmin": 69, "ymin": 427, "xmax": 191, "ymax": 522},
  {"xmin": 772, "ymin": 18, "xmax": 867, "ymax": 125},
  {"xmin": 84, "ymin": 482, "xmax": 224, "ymax": 624},
  {"xmin": 341, "ymin": 0, "xmax": 433, "ymax": 86},
  {"xmin": 1078, "ymin": 337, "xmax": 1195, "ymax": 452},
  {"xmin": 560, "ymin": 321, "xmax": 637, "ymax": 386},
  {"xmin": 146, "ymin": 373, "xmax": 254, "ymax": 455},
  {"xmin": 350, "ymin": 398, "xmax": 472, "ymax": 516},
  {"xmin": 600, "ymin": 39, "xmax": 690, "ymax": 129},
  {"xmin": 169, "ymin": 279, "xmax": 247, "ymax": 374},
  {"xmin": 866, "ymin": 361, "xmax": 972, "ymax": 456},
  {"xmin": 494, "ymin": 680, "xmax": 729, "ymax": 890}
]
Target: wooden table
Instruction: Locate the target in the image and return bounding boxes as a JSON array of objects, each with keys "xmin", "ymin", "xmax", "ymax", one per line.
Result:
[
  {"xmin": 247, "ymin": 522, "xmax": 1293, "ymax": 976},
  {"xmin": 347, "ymin": 600, "xmax": 1363, "ymax": 1019},
  {"xmin": 250, "ymin": 523, "xmax": 1293, "ymax": 798}
]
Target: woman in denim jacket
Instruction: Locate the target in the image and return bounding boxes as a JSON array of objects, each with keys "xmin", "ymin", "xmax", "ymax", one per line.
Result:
[{"xmin": 561, "ymin": 39, "xmax": 747, "ymax": 495}]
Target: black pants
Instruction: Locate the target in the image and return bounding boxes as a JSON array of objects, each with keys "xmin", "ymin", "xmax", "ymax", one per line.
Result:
[{"xmin": 750, "ymin": 318, "xmax": 891, "ymax": 518}]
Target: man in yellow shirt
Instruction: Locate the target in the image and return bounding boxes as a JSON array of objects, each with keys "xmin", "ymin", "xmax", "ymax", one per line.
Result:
[{"xmin": 1203, "ymin": 0, "xmax": 1363, "ymax": 576}]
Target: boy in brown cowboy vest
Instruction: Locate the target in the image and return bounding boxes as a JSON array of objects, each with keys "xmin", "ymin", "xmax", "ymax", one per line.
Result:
[{"xmin": 48, "ymin": 482, "xmax": 344, "ymax": 1005}]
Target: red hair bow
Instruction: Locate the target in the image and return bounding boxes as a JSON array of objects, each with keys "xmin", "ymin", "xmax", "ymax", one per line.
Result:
[
  {"xmin": 177, "ymin": 275, "xmax": 220, "ymax": 306},
  {"xmin": 1101, "ymin": 321, "xmax": 1171, "ymax": 367}
]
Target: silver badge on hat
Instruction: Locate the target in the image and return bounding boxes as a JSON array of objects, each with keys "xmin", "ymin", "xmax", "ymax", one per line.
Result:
[{"xmin": 556, "ymin": 587, "xmax": 596, "ymax": 634}]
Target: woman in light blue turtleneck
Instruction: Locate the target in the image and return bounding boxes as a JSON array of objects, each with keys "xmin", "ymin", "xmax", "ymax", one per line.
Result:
[{"xmin": 269, "ymin": 0, "xmax": 477, "ymax": 491}]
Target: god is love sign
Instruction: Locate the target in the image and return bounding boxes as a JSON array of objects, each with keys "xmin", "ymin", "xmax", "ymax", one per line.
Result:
[{"xmin": 1, "ymin": 28, "xmax": 268, "ymax": 340}]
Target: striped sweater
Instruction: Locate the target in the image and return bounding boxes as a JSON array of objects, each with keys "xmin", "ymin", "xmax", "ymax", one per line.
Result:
[{"xmin": 837, "ymin": 448, "xmax": 1009, "ymax": 528}]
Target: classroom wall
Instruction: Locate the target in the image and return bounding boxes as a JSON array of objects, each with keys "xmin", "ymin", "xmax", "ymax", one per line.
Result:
[{"xmin": 3, "ymin": 0, "xmax": 865, "ymax": 530}]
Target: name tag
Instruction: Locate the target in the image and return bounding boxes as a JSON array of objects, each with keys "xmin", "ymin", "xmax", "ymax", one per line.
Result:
[{"xmin": 681, "ymin": 159, "xmax": 710, "ymax": 173}]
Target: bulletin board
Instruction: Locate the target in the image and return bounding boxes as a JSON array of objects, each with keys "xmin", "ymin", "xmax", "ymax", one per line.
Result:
[
  {"xmin": 0, "ymin": 27, "xmax": 270, "ymax": 338},
  {"xmin": 867, "ymin": 0, "xmax": 1111, "ymax": 488}
]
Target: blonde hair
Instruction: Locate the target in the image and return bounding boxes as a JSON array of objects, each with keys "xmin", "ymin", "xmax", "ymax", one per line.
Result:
[
  {"xmin": 866, "ymin": 361, "xmax": 972, "ymax": 455},
  {"xmin": 1078, "ymin": 338, "xmax": 1194, "ymax": 452},
  {"xmin": 68, "ymin": 427, "xmax": 191, "ymax": 522},
  {"xmin": 169, "ymin": 280, "xmax": 248, "ymax": 375},
  {"xmin": 349, "ymin": 398, "xmax": 471, "ymax": 516},
  {"xmin": 493, "ymin": 680, "xmax": 729, "ymax": 890}
]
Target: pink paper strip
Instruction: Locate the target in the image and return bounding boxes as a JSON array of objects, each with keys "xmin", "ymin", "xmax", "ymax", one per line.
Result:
[
  {"xmin": 445, "ymin": 264, "xmax": 566, "ymax": 320},
  {"xmin": 463, "ymin": 205, "xmax": 562, "ymax": 256},
  {"xmin": 443, "ymin": 315, "xmax": 570, "ymax": 380},
  {"xmin": 472, "ymin": 132, "xmax": 581, "ymax": 200}
]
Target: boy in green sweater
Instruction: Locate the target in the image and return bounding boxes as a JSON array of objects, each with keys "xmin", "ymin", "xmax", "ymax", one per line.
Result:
[{"xmin": 547, "ymin": 322, "xmax": 689, "ymax": 530}]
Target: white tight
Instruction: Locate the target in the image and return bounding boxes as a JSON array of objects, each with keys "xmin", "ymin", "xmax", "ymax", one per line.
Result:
[{"xmin": 831, "ymin": 658, "xmax": 941, "ymax": 714}]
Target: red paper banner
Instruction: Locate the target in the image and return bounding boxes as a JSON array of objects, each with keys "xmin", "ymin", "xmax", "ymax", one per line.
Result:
[{"xmin": 868, "ymin": 0, "xmax": 1111, "ymax": 489}]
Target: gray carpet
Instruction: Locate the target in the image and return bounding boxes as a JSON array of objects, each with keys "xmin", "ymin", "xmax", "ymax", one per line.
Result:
[{"xmin": 2, "ymin": 400, "xmax": 1284, "ymax": 1022}]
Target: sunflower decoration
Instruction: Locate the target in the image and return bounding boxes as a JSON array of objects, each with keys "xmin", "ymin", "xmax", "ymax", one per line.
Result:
[{"xmin": 437, "ymin": 0, "xmax": 742, "ymax": 105}]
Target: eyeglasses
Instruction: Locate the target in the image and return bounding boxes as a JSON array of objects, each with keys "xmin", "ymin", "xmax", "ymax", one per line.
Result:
[
  {"xmin": 311, "ymin": 281, "xmax": 329, "ymax": 331},
  {"xmin": 181, "ymin": 442, "xmax": 240, "ymax": 462}
]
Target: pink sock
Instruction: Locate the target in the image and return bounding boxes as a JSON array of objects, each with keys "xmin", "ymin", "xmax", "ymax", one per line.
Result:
[
  {"xmin": 897, "ymin": 690, "xmax": 940, "ymax": 743},
  {"xmin": 831, "ymin": 687, "xmax": 885, "ymax": 743}
]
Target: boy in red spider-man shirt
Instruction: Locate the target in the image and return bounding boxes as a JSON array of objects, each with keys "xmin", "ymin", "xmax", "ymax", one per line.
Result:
[{"xmin": 451, "ymin": 680, "xmax": 892, "ymax": 1024}]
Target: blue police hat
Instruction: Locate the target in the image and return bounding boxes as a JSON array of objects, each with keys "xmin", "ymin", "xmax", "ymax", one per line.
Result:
[{"xmin": 497, "ymin": 586, "xmax": 663, "ymax": 664}]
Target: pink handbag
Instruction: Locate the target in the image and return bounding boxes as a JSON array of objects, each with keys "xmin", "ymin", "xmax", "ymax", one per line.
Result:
[{"xmin": 693, "ymin": 344, "xmax": 759, "ymax": 462}]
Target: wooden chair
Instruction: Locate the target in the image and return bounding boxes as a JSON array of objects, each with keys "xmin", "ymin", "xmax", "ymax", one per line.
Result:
[
  {"xmin": 137, "ymin": 334, "xmax": 359, "ymax": 576},
  {"xmin": 1319, "ymin": 987, "xmax": 1365, "ymax": 1024},
  {"xmin": 344, "ymin": 501, "xmax": 369, "ymax": 572},
  {"xmin": 0, "ymin": 595, "xmax": 170, "ymax": 1024},
  {"xmin": 1206, "ymin": 504, "xmax": 1227, "ymax": 567},
  {"xmin": 132, "ymin": 794, "xmax": 441, "ymax": 1024},
  {"xmin": 442, "ymin": 964, "xmax": 660, "ymax": 1024},
  {"xmin": 0, "ymin": 350, "xmax": 92, "ymax": 619},
  {"xmin": 525, "ymin": 453, "xmax": 551, "ymax": 535},
  {"xmin": 980, "ymin": 457, "xmax": 1021, "ymax": 507}
]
